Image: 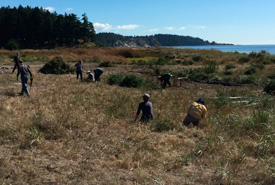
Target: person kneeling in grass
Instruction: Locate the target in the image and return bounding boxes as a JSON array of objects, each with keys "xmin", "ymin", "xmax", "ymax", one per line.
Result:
[
  {"xmin": 183, "ymin": 98, "xmax": 207, "ymax": 127},
  {"xmin": 86, "ymin": 71, "xmax": 94, "ymax": 81},
  {"xmin": 134, "ymin": 94, "xmax": 153, "ymax": 123}
]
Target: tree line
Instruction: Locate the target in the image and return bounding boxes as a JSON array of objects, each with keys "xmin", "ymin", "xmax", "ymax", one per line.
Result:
[
  {"xmin": 0, "ymin": 6, "xmax": 96, "ymax": 49},
  {"xmin": 95, "ymin": 33, "xmax": 225, "ymax": 47}
]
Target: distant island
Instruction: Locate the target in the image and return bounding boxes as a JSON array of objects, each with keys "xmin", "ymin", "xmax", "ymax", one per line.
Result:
[{"xmin": 96, "ymin": 33, "xmax": 232, "ymax": 48}]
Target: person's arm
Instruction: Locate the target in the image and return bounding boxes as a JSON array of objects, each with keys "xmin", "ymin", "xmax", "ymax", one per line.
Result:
[
  {"xmin": 134, "ymin": 104, "xmax": 141, "ymax": 122},
  {"xmin": 201, "ymin": 106, "xmax": 207, "ymax": 119},
  {"xmin": 16, "ymin": 67, "xmax": 21, "ymax": 80},
  {"xmin": 134, "ymin": 114, "xmax": 139, "ymax": 122}
]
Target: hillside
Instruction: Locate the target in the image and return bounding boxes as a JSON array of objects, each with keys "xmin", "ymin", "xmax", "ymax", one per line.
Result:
[
  {"xmin": 95, "ymin": 33, "xmax": 231, "ymax": 48},
  {"xmin": 0, "ymin": 48, "xmax": 274, "ymax": 184}
]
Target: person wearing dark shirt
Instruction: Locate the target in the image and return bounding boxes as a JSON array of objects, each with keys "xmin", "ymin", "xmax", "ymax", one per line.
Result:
[
  {"xmin": 134, "ymin": 94, "xmax": 153, "ymax": 122},
  {"xmin": 12, "ymin": 52, "xmax": 20, "ymax": 77},
  {"xmin": 94, "ymin": 68, "xmax": 104, "ymax": 81},
  {"xmin": 74, "ymin": 60, "xmax": 83, "ymax": 80},
  {"xmin": 158, "ymin": 73, "xmax": 172, "ymax": 88},
  {"xmin": 17, "ymin": 60, "xmax": 33, "ymax": 96}
]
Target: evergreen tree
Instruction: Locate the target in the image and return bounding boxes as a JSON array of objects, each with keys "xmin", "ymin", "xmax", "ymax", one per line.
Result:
[{"xmin": 0, "ymin": 5, "xmax": 96, "ymax": 49}]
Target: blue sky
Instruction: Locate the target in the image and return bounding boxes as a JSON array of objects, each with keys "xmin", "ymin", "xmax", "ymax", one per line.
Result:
[{"xmin": 1, "ymin": 0, "xmax": 275, "ymax": 45}]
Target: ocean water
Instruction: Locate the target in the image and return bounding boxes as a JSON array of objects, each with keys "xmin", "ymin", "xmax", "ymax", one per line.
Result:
[{"xmin": 170, "ymin": 45, "xmax": 275, "ymax": 54}]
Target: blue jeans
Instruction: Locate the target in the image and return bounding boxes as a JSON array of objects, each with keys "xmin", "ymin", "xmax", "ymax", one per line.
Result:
[
  {"xmin": 77, "ymin": 71, "xmax": 83, "ymax": 80},
  {"xmin": 21, "ymin": 74, "xmax": 30, "ymax": 96}
]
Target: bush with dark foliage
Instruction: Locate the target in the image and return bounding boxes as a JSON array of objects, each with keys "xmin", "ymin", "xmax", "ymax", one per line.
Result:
[{"xmin": 40, "ymin": 57, "xmax": 74, "ymax": 74}]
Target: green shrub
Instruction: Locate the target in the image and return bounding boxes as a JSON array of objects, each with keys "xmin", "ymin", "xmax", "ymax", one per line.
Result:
[
  {"xmin": 182, "ymin": 60, "xmax": 194, "ymax": 65},
  {"xmin": 268, "ymin": 72, "xmax": 275, "ymax": 79},
  {"xmin": 154, "ymin": 119, "xmax": 174, "ymax": 132},
  {"xmin": 244, "ymin": 67, "xmax": 257, "ymax": 75},
  {"xmin": 192, "ymin": 55, "xmax": 204, "ymax": 62},
  {"xmin": 203, "ymin": 61, "xmax": 218, "ymax": 74},
  {"xmin": 152, "ymin": 66, "xmax": 161, "ymax": 75},
  {"xmin": 40, "ymin": 57, "xmax": 74, "ymax": 74},
  {"xmin": 224, "ymin": 63, "xmax": 236, "ymax": 70},
  {"xmin": 213, "ymin": 96, "xmax": 229, "ymax": 107},
  {"xmin": 107, "ymin": 74, "xmax": 124, "ymax": 85},
  {"xmin": 187, "ymin": 68, "xmax": 209, "ymax": 82},
  {"xmin": 263, "ymin": 56, "xmax": 275, "ymax": 64},
  {"xmin": 167, "ymin": 60, "xmax": 177, "ymax": 65},
  {"xmin": 223, "ymin": 70, "xmax": 233, "ymax": 75},
  {"xmin": 142, "ymin": 80, "xmax": 160, "ymax": 89},
  {"xmin": 256, "ymin": 50, "xmax": 268, "ymax": 58},
  {"xmin": 151, "ymin": 57, "xmax": 167, "ymax": 65},
  {"xmin": 235, "ymin": 75, "xmax": 256, "ymax": 84},
  {"xmin": 264, "ymin": 80, "xmax": 275, "ymax": 94},
  {"xmin": 6, "ymin": 39, "xmax": 20, "ymax": 50},
  {"xmin": 99, "ymin": 61, "xmax": 113, "ymax": 67},
  {"xmin": 119, "ymin": 74, "xmax": 144, "ymax": 88},
  {"xmin": 238, "ymin": 56, "xmax": 250, "ymax": 63},
  {"xmin": 248, "ymin": 51, "xmax": 257, "ymax": 58},
  {"xmin": 252, "ymin": 63, "xmax": 265, "ymax": 70},
  {"xmin": 221, "ymin": 77, "xmax": 232, "ymax": 83},
  {"xmin": 263, "ymin": 59, "xmax": 272, "ymax": 65}
]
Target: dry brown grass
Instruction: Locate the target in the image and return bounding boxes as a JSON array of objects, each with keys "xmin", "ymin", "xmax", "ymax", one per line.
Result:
[{"xmin": 0, "ymin": 48, "xmax": 274, "ymax": 184}]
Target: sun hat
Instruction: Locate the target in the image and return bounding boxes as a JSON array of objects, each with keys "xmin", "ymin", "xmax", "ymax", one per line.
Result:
[
  {"xmin": 143, "ymin": 93, "xmax": 150, "ymax": 99},
  {"xmin": 86, "ymin": 71, "xmax": 91, "ymax": 74}
]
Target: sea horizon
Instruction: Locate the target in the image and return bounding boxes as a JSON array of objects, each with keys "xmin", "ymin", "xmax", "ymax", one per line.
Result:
[{"xmin": 168, "ymin": 44, "xmax": 275, "ymax": 54}]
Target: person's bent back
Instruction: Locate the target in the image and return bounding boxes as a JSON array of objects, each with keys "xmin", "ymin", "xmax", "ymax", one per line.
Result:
[{"xmin": 183, "ymin": 98, "xmax": 207, "ymax": 127}]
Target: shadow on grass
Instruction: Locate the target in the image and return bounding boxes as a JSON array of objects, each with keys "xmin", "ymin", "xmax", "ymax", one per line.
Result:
[{"xmin": 1, "ymin": 89, "xmax": 19, "ymax": 97}]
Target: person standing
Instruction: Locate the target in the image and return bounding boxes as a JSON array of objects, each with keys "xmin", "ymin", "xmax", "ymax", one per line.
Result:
[
  {"xmin": 134, "ymin": 94, "xmax": 153, "ymax": 122},
  {"xmin": 12, "ymin": 52, "xmax": 20, "ymax": 77},
  {"xmin": 94, "ymin": 68, "xmax": 104, "ymax": 81},
  {"xmin": 17, "ymin": 60, "xmax": 33, "ymax": 96},
  {"xmin": 75, "ymin": 60, "xmax": 83, "ymax": 80},
  {"xmin": 183, "ymin": 98, "xmax": 207, "ymax": 127},
  {"xmin": 158, "ymin": 73, "xmax": 172, "ymax": 88}
]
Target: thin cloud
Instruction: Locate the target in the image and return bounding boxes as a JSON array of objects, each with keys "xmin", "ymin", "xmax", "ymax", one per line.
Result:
[
  {"xmin": 148, "ymin": 29, "xmax": 160, "ymax": 32},
  {"xmin": 116, "ymin": 24, "xmax": 139, "ymax": 30},
  {"xmin": 188, "ymin": 25, "xmax": 206, "ymax": 29},
  {"xmin": 65, "ymin": 8, "xmax": 73, "ymax": 12},
  {"xmin": 94, "ymin": 23, "xmax": 113, "ymax": 32},
  {"xmin": 44, "ymin": 7, "xmax": 55, "ymax": 12},
  {"xmin": 165, "ymin": 27, "xmax": 175, "ymax": 31},
  {"xmin": 179, "ymin": 27, "xmax": 186, "ymax": 30}
]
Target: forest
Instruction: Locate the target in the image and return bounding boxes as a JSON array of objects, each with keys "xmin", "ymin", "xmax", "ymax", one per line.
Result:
[
  {"xmin": 95, "ymin": 33, "xmax": 227, "ymax": 47},
  {"xmin": 0, "ymin": 6, "xmax": 96, "ymax": 49}
]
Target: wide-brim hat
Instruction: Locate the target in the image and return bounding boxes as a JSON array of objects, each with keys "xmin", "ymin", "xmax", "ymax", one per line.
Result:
[{"xmin": 143, "ymin": 93, "xmax": 150, "ymax": 99}]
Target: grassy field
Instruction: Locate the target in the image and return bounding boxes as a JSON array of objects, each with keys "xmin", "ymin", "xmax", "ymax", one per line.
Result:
[{"xmin": 0, "ymin": 48, "xmax": 274, "ymax": 184}]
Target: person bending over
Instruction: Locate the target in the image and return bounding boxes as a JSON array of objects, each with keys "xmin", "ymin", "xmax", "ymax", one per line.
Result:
[{"xmin": 183, "ymin": 98, "xmax": 207, "ymax": 127}]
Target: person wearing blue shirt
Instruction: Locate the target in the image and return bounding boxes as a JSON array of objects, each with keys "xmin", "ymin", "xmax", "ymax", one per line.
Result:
[
  {"xmin": 134, "ymin": 94, "xmax": 153, "ymax": 122},
  {"xmin": 17, "ymin": 60, "xmax": 33, "ymax": 96}
]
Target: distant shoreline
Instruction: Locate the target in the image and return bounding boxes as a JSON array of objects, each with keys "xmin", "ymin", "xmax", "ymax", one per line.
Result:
[{"xmin": 167, "ymin": 44, "xmax": 275, "ymax": 54}]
